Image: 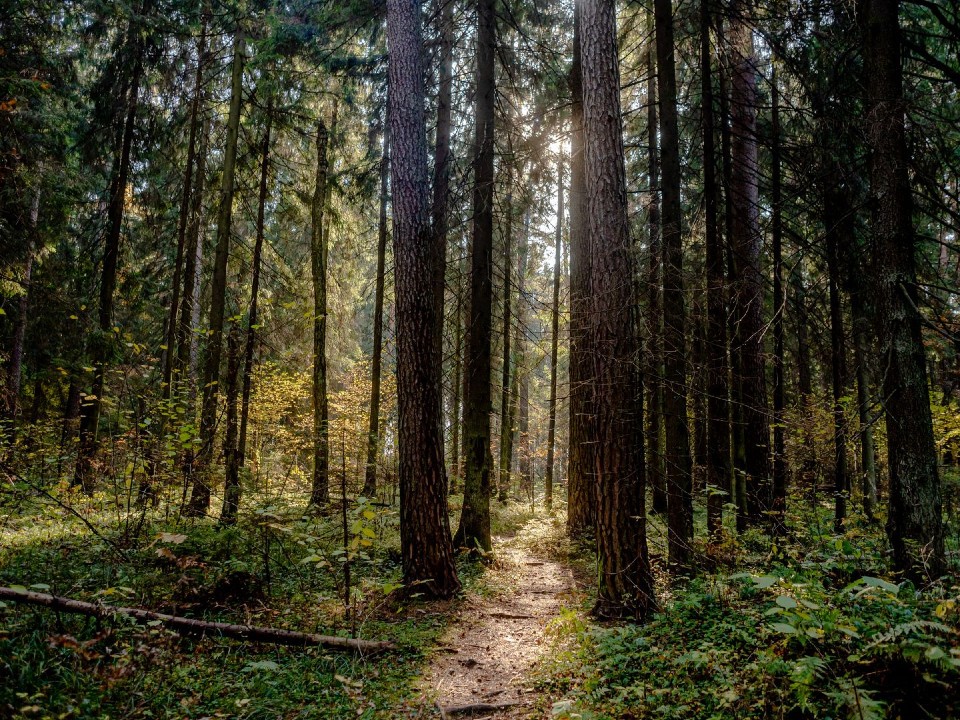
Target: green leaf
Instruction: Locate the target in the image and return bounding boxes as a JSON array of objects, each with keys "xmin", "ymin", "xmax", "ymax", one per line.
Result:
[
  {"xmin": 771, "ymin": 622, "xmax": 797, "ymax": 634},
  {"xmin": 776, "ymin": 595, "xmax": 798, "ymax": 609},
  {"xmin": 243, "ymin": 660, "xmax": 279, "ymax": 672}
]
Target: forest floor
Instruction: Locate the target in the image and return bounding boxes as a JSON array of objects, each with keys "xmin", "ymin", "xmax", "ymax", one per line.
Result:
[{"xmin": 418, "ymin": 519, "xmax": 584, "ymax": 718}]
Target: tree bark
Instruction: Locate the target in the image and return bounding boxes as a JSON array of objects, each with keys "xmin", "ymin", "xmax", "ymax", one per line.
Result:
[
  {"xmin": 727, "ymin": 1, "xmax": 771, "ymax": 521},
  {"xmin": 581, "ymin": 0, "xmax": 654, "ymax": 619},
  {"xmin": 387, "ymin": 0, "xmax": 460, "ymax": 597},
  {"xmin": 454, "ymin": 0, "xmax": 496, "ymax": 553},
  {"xmin": 702, "ymin": 0, "xmax": 729, "ymax": 539},
  {"xmin": 498, "ymin": 188, "xmax": 514, "ymax": 504},
  {"xmin": 220, "ymin": 326, "xmax": 242, "ymax": 524},
  {"xmin": 655, "ymin": 0, "xmax": 693, "ymax": 569},
  {"xmin": 566, "ymin": 0, "xmax": 595, "ymax": 538},
  {"xmin": 363, "ymin": 122, "xmax": 389, "ymax": 499},
  {"xmin": 544, "ymin": 163, "xmax": 564, "ymax": 513},
  {"xmin": 185, "ymin": 30, "xmax": 244, "ymax": 516},
  {"xmin": 770, "ymin": 65, "xmax": 787, "ymax": 536},
  {"xmin": 310, "ymin": 120, "xmax": 331, "ymax": 509},
  {"xmin": 863, "ymin": 0, "xmax": 944, "ymax": 577},
  {"xmin": 646, "ymin": 42, "xmax": 667, "ymax": 516}
]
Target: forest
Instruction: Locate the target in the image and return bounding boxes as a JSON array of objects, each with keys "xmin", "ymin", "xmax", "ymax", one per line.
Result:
[{"xmin": 1, "ymin": 0, "xmax": 959, "ymax": 717}]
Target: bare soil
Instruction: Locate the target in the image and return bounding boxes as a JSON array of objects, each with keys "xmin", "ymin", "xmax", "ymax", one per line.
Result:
[{"xmin": 418, "ymin": 533, "xmax": 581, "ymax": 718}]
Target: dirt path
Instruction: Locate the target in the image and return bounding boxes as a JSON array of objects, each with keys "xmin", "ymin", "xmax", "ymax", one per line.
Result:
[{"xmin": 418, "ymin": 533, "xmax": 580, "ymax": 718}]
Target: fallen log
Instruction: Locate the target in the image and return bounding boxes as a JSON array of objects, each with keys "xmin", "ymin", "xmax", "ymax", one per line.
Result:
[{"xmin": 0, "ymin": 586, "xmax": 394, "ymax": 654}]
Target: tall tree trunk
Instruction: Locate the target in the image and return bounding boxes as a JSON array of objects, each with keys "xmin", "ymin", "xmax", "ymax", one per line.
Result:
[
  {"xmin": 363, "ymin": 123, "xmax": 389, "ymax": 499},
  {"xmin": 449, "ymin": 249, "xmax": 464, "ymax": 493},
  {"xmin": 497, "ymin": 189, "xmax": 514, "ymax": 504},
  {"xmin": 702, "ymin": 0, "xmax": 729, "ymax": 539},
  {"xmin": 74, "ymin": 22, "xmax": 145, "ymax": 493},
  {"xmin": 309, "ymin": 120, "xmax": 331, "ymax": 508},
  {"xmin": 566, "ymin": 0, "xmax": 595, "ymax": 538},
  {"xmin": 220, "ymin": 327, "xmax": 242, "ymax": 524},
  {"xmin": 850, "ymin": 284, "xmax": 878, "ymax": 518},
  {"xmin": 654, "ymin": 0, "xmax": 693, "ymax": 569},
  {"xmin": 770, "ymin": 64, "xmax": 787, "ymax": 536},
  {"xmin": 863, "ymin": 0, "xmax": 944, "ymax": 577},
  {"xmin": 185, "ymin": 30, "xmax": 244, "ymax": 516},
  {"xmin": 544, "ymin": 162, "xmax": 564, "ymax": 513},
  {"xmin": 386, "ymin": 0, "xmax": 460, "ymax": 597},
  {"xmin": 582, "ymin": 0, "xmax": 654, "ymax": 619},
  {"xmin": 824, "ymin": 184, "xmax": 850, "ymax": 533},
  {"xmin": 727, "ymin": 1, "xmax": 771, "ymax": 521},
  {"xmin": 454, "ymin": 0, "xmax": 496, "ymax": 553},
  {"xmin": 719, "ymin": 60, "xmax": 748, "ymax": 532},
  {"xmin": 646, "ymin": 42, "xmax": 667, "ymax": 515},
  {"xmin": 432, "ymin": 0, "xmax": 454, "ymax": 383},
  {"xmin": 237, "ymin": 100, "xmax": 273, "ymax": 474}
]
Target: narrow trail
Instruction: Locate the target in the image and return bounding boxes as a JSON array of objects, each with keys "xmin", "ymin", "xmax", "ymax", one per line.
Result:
[{"xmin": 418, "ymin": 526, "xmax": 582, "ymax": 718}]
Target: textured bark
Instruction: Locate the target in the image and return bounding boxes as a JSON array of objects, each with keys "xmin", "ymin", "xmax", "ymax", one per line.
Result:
[
  {"xmin": 454, "ymin": 0, "xmax": 496, "ymax": 553},
  {"xmin": 655, "ymin": 0, "xmax": 693, "ymax": 569},
  {"xmin": 863, "ymin": 0, "xmax": 944, "ymax": 577},
  {"xmin": 310, "ymin": 120, "xmax": 331, "ymax": 508},
  {"xmin": 74, "ymin": 14, "xmax": 145, "ymax": 493},
  {"xmin": 646, "ymin": 42, "xmax": 667, "ymax": 516},
  {"xmin": 702, "ymin": 0, "xmax": 729, "ymax": 538},
  {"xmin": 581, "ymin": 0, "xmax": 654, "ymax": 619},
  {"xmin": 727, "ymin": 3, "xmax": 770, "ymax": 520},
  {"xmin": 824, "ymin": 184, "xmax": 850, "ymax": 533},
  {"xmin": 850, "ymin": 284, "xmax": 878, "ymax": 518},
  {"xmin": 220, "ymin": 327, "xmax": 242, "ymax": 525},
  {"xmin": 566, "ymin": 0, "xmax": 595, "ymax": 538},
  {"xmin": 237, "ymin": 101, "xmax": 272, "ymax": 473},
  {"xmin": 363, "ymin": 124, "xmax": 389, "ymax": 499},
  {"xmin": 770, "ymin": 66, "xmax": 787, "ymax": 536},
  {"xmin": 387, "ymin": 0, "xmax": 460, "ymax": 597},
  {"xmin": 432, "ymin": 0, "xmax": 454, "ymax": 370},
  {"xmin": 498, "ymin": 190, "xmax": 514, "ymax": 504},
  {"xmin": 185, "ymin": 31, "xmax": 244, "ymax": 516},
  {"xmin": 544, "ymin": 163, "xmax": 564, "ymax": 513}
]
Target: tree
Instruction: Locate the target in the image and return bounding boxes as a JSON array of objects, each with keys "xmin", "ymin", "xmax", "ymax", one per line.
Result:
[
  {"xmin": 310, "ymin": 119, "xmax": 331, "ymax": 509},
  {"xmin": 654, "ymin": 0, "xmax": 693, "ymax": 569},
  {"xmin": 862, "ymin": 0, "xmax": 944, "ymax": 577},
  {"xmin": 581, "ymin": 0, "xmax": 654, "ymax": 619},
  {"xmin": 386, "ymin": 0, "xmax": 460, "ymax": 597},
  {"xmin": 185, "ymin": 29, "xmax": 245, "ymax": 516},
  {"xmin": 566, "ymin": 0, "xmax": 595, "ymax": 538},
  {"xmin": 454, "ymin": 0, "xmax": 496, "ymax": 554}
]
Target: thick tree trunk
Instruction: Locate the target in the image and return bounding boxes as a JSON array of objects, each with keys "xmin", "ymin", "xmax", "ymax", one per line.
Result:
[
  {"xmin": 432, "ymin": 0, "xmax": 454, "ymax": 375},
  {"xmin": 363, "ymin": 123, "xmax": 389, "ymax": 500},
  {"xmin": 386, "ymin": 0, "xmax": 460, "ymax": 597},
  {"xmin": 185, "ymin": 31, "xmax": 244, "ymax": 516},
  {"xmin": 310, "ymin": 120, "xmax": 331, "ymax": 509},
  {"xmin": 74, "ymin": 23, "xmax": 145, "ymax": 493},
  {"xmin": 863, "ymin": 0, "xmax": 944, "ymax": 577},
  {"xmin": 655, "ymin": 0, "xmax": 693, "ymax": 569},
  {"xmin": 646, "ymin": 42, "xmax": 667, "ymax": 516},
  {"xmin": 702, "ymin": 0, "xmax": 729, "ymax": 539},
  {"xmin": 581, "ymin": 0, "xmax": 654, "ymax": 619},
  {"xmin": 727, "ymin": 2, "xmax": 771, "ymax": 521},
  {"xmin": 454, "ymin": 0, "xmax": 496, "ymax": 553},
  {"xmin": 544, "ymin": 163, "xmax": 564, "ymax": 513},
  {"xmin": 566, "ymin": 0, "xmax": 595, "ymax": 538}
]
